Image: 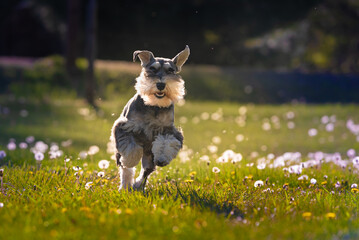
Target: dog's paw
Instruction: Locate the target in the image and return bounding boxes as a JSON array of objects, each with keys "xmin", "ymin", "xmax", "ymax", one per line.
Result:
[{"xmin": 154, "ymin": 156, "xmax": 171, "ymax": 167}]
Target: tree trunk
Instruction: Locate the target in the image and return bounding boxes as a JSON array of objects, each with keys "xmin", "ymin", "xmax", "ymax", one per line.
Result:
[
  {"xmin": 65, "ymin": 0, "xmax": 81, "ymax": 91},
  {"xmin": 85, "ymin": 0, "xmax": 97, "ymax": 108}
]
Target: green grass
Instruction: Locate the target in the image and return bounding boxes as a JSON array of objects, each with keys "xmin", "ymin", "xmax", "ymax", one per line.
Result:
[{"xmin": 1, "ymin": 95, "xmax": 359, "ymax": 239}]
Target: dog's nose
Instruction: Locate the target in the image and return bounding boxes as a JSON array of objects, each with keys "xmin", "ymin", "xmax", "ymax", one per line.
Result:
[{"xmin": 156, "ymin": 82, "xmax": 166, "ymax": 91}]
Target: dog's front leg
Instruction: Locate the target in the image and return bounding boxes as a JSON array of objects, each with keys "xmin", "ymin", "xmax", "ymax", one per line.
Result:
[
  {"xmin": 133, "ymin": 154, "xmax": 155, "ymax": 191},
  {"xmin": 151, "ymin": 131, "xmax": 183, "ymax": 167}
]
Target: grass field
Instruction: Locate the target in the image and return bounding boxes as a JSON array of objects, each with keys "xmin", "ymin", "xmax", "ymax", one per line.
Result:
[{"xmin": 1, "ymin": 95, "xmax": 359, "ymax": 239}]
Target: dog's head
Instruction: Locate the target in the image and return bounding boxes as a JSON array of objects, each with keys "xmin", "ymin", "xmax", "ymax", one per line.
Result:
[{"xmin": 133, "ymin": 46, "xmax": 190, "ymax": 107}]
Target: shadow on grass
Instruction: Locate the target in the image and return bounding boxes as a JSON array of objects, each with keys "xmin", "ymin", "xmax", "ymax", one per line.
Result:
[{"xmin": 174, "ymin": 185, "xmax": 244, "ymax": 219}]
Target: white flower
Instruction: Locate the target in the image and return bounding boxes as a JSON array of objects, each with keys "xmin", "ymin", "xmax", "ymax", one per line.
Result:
[
  {"xmin": 79, "ymin": 151, "xmax": 88, "ymax": 159},
  {"xmin": 25, "ymin": 136, "xmax": 35, "ymax": 144},
  {"xmin": 97, "ymin": 171, "xmax": 105, "ymax": 177},
  {"xmin": 73, "ymin": 166, "xmax": 82, "ymax": 171},
  {"xmin": 7, "ymin": 142, "xmax": 16, "ymax": 151},
  {"xmin": 98, "ymin": 160, "xmax": 110, "ymax": 169},
  {"xmin": 257, "ymin": 163, "xmax": 266, "ymax": 170},
  {"xmin": 335, "ymin": 181, "xmax": 341, "ymax": 188},
  {"xmin": 34, "ymin": 152, "xmax": 44, "ymax": 161},
  {"xmin": 288, "ymin": 165, "xmax": 302, "ymax": 174},
  {"xmin": 19, "ymin": 142, "xmax": 28, "ymax": 149},
  {"xmin": 212, "ymin": 167, "xmax": 220, "ymax": 173},
  {"xmin": 88, "ymin": 145, "xmax": 100, "ymax": 155},
  {"xmin": 351, "ymin": 183, "xmax": 358, "ymax": 189},
  {"xmin": 0, "ymin": 151, "xmax": 6, "ymax": 159},
  {"xmin": 347, "ymin": 149, "xmax": 356, "ymax": 158},
  {"xmin": 310, "ymin": 178, "xmax": 317, "ymax": 184},
  {"xmin": 352, "ymin": 157, "xmax": 359, "ymax": 165},
  {"xmin": 298, "ymin": 175, "xmax": 308, "ymax": 181},
  {"xmin": 308, "ymin": 128, "xmax": 318, "ymax": 137},
  {"xmin": 64, "ymin": 158, "xmax": 71, "ymax": 162},
  {"xmin": 254, "ymin": 180, "xmax": 264, "ymax": 187},
  {"xmin": 0, "ymin": 203, "xmax": 4, "ymax": 208},
  {"xmin": 85, "ymin": 182, "xmax": 93, "ymax": 190}
]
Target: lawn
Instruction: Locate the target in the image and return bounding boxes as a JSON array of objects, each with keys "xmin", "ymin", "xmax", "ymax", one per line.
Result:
[{"xmin": 1, "ymin": 95, "xmax": 359, "ymax": 239}]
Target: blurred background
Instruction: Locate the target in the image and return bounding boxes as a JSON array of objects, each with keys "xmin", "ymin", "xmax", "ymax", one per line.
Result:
[{"xmin": 1, "ymin": 0, "xmax": 359, "ymax": 104}]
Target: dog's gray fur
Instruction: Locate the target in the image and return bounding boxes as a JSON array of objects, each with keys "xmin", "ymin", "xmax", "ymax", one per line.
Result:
[{"xmin": 111, "ymin": 46, "xmax": 190, "ymax": 191}]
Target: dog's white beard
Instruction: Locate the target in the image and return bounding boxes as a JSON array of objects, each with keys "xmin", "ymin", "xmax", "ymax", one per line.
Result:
[{"xmin": 135, "ymin": 75, "xmax": 185, "ymax": 108}]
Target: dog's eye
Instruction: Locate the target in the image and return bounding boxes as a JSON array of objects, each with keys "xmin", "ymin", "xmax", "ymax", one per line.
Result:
[{"xmin": 149, "ymin": 66, "xmax": 158, "ymax": 72}]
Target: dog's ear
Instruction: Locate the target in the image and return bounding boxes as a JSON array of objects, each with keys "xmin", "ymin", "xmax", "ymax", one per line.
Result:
[
  {"xmin": 133, "ymin": 50, "xmax": 155, "ymax": 67},
  {"xmin": 172, "ymin": 45, "xmax": 190, "ymax": 72}
]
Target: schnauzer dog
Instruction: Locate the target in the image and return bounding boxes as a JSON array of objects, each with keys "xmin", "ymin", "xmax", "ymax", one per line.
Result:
[{"xmin": 111, "ymin": 46, "xmax": 190, "ymax": 191}]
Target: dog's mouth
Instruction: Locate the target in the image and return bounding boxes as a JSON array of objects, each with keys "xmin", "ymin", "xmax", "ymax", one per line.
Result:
[{"xmin": 154, "ymin": 92, "xmax": 166, "ymax": 99}]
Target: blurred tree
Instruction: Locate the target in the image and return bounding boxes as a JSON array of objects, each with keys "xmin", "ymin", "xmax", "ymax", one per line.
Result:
[
  {"xmin": 85, "ymin": 0, "xmax": 97, "ymax": 108},
  {"xmin": 65, "ymin": 0, "xmax": 82, "ymax": 90}
]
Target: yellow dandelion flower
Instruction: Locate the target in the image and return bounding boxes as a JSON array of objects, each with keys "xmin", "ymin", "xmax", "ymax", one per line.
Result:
[
  {"xmin": 302, "ymin": 212, "xmax": 312, "ymax": 219},
  {"xmin": 231, "ymin": 171, "xmax": 236, "ymax": 175},
  {"xmin": 351, "ymin": 188, "xmax": 359, "ymax": 193},
  {"xmin": 125, "ymin": 208, "xmax": 133, "ymax": 215},
  {"xmin": 29, "ymin": 171, "xmax": 33, "ymax": 175},
  {"xmin": 189, "ymin": 171, "xmax": 197, "ymax": 177},
  {"xmin": 61, "ymin": 208, "xmax": 67, "ymax": 213},
  {"xmin": 79, "ymin": 207, "xmax": 91, "ymax": 212},
  {"xmin": 245, "ymin": 174, "xmax": 253, "ymax": 180},
  {"xmin": 325, "ymin": 212, "xmax": 336, "ymax": 219},
  {"xmin": 321, "ymin": 181, "xmax": 327, "ymax": 185},
  {"xmin": 185, "ymin": 179, "xmax": 194, "ymax": 183}
]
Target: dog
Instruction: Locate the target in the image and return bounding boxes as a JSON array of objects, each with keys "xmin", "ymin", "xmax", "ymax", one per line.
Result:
[{"xmin": 111, "ymin": 46, "xmax": 190, "ymax": 191}]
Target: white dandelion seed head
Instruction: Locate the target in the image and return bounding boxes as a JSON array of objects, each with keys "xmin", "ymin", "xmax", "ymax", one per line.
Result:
[
  {"xmin": 351, "ymin": 183, "xmax": 358, "ymax": 189},
  {"xmin": 34, "ymin": 152, "xmax": 44, "ymax": 161},
  {"xmin": 257, "ymin": 163, "xmax": 266, "ymax": 170},
  {"xmin": 25, "ymin": 136, "xmax": 35, "ymax": 144},
  {"xmin": 85, "ymin": 182, "xmax": 93, "ymax": 190},
  {"xmin": 310, "ymin": 178, "xmax": 317, "ymax": 185},
  {"xmin": 212, "ymin": 136, "xmax": 222, "ymax": 145},
  {"xmin": 0, "ymin": 150, "xmax": 6, "ymax": 159},
  {"xmin": 97, "ymin": 171, "xmax": 105, "ymax": 177},
  {"xmin": 352, "ymin": 157, "xmax": 359, "ymax": 165},
  {"xmin": 64, "ymin": 158, "xmax": 71, "ymax": 162},
  {"xmin": 212, "ymin": 167, "xmax": 220, "ymax": 173},
  {"xmin": 347, "ymin": 149, "xmax": 356, "ymax": 158},
  {"xmin": 207, "ymin": 145, "xmax": 218, "ymax": 154},
  {"xmin": 335, "ymin": 181, "xmax": 341, "ymax": 188},
  {"xmin": 79, "ymin": 151, "xmax": 88, "ymax": 159},
  {"xmin": 19, "ymin": 142, "xmax": 28, "ymax": 149},
  {"xmin": 0, "ymin": 203, "xmax": 4, "ymax": 208},
  {"xmin": 199, "ymin": 155, "xmax": 210, "ymax": 162},
  {"xmin": 235, "ymin": 134, "xmax": 244, "ymax": 142},
  {"xmin": 254, "ymin": 180, "xmax": 264, "ymax": 188},
  {"xmin": 7, "ymin": 142, "xmax": 16, "ymax": 151},
  {"xmin": 73, "ymin": 166, "xmax": 81, "ymax": 171},
  {"xmin": 298, "ymin": 175, "xmax": 308, "ymax": 181},
  {"xmin": 88, "ymin": 145, "xmax": 100, "ymax": 155},
  {"xmin": 98, "ymin": 159, "xmax": 110, "ymax": 169},
  {"xmin": 308, "ymin": 128, "xmax": 318, "ymax": 137}
]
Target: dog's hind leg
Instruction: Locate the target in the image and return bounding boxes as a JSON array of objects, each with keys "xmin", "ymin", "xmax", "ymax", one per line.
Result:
[{"xmin": 133, "ymin": 154, "xmax": 155, "ymax": 191}]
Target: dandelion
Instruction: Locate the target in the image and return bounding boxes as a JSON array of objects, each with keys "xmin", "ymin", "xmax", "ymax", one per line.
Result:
[
  {"xmin": 235, "ymin": 134, "xmax": 244, "ymax": 142},
  {"xmin": 85, "ymin": 182, "xmax": 93, "ymax": 190},
  {"xmin": 352, "ymin": 157, "xmax": 359, "ymax": 165},
  {"xmin": 257, "ymin": 163, "xmax": 266, "ymax": 170},
  {"xmin": 73, "ymin": 166, "xmax": 82, "ymax": 171},
  {"xmin": 254, "ymin": 180, "xmax": 264, "ymax": 187},
  {"xmin": 0, "ymin": 150, "xmax": 6, "ymax": 159},
  {"xmin": 19, "ymin": 142, "xmax": 28, "ymax": 149},
  {"xmin": 308, "ymin": 128, "xmax": 318, "ymax": 137},
  {"xmin": 79, "ymin": 151, "xmax": 88, "ymax": 159},
  {"xmin": 212, "ymin": 136, "xmax": 221, "ymax": 145},
  {"xmin": 97, "ymin": 171, "xmax": 105, "ymax": 177},
  {"xmin": 335, "ymin": 181, "xmax": 341, "ymax": 188},
  {"xmin": 207, "ymin": 145, "xmax": 218, "ymax": 154},
  {"xmin": 184, "ymin": 179, "xmax": 194, "ymax": 183},
  {"xmin": 25, "ymin": 136, "xmax": 35, "ymax": 144},
  {"xmin": 34, "ymin": 152, "xmax": 44, "ymax": 161},
  {"xmin": 325, "ymin": 212, "xmax": 336, "ymax": 219},
  {"xmin": 287, "ymin": 121, "xmax": 295, "ymax": 129},
  {"xmin": 302, "ymin": 212, "xmax": 312, "ymax": 220},
  {"xmin": 310, "ymin": 178, "xmax": 317, "ymax": 185},
  {"xmin": 212, "ymin": 167, "xmax": 220, "ymax": 173},
  {"xmin": 298, "ymin": 175, "xmax": 308, "ymax": 181},
  {"xmin": 351, "ymin": 188, "xmax": 359, "ymax": 193},
  {"xmin": 88, "ymin": 145, "xmax": 100, "ymax": 155},
  {"xmin": 7, "ymin": 142, "xmax": 16, "ymax": 151},
  {"xmin": 321, "ymin": 181, "xmax": 327, "ymax": 185},
  {"xmin": 0, "ymin": 203, "xmax": 3, "ymax": 208},
  {"xmin": 351, "ymin": 183, "xmax": 358, "ymax": 189},
  {"xmin": 98, "ymin": 160, "xmax": 110, "ymax": 169},
  {"xmin": 189, "ymin": 171, "xmax": 197, "ymax": 177},
  {"xmin": 33, "ymin": 141, "xmax": 48, "ymax": 153}
]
